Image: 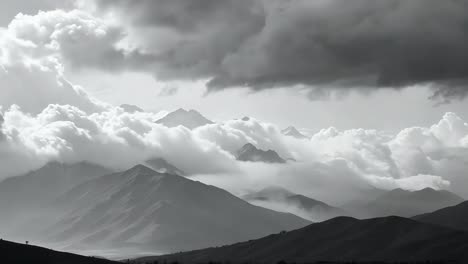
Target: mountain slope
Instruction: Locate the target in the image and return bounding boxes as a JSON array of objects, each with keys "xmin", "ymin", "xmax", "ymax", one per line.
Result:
[
  {"xmin": 155, "ymin": 108, "xmax": 213, "ymax": 129},
  {"xmin": 0, "ymin": 239, "xmax": 117, "ymax": 264},
  {"xmin": 413, "ymin": 200, "xmax": 468, "ymax": 231},
  {"xmin": 244, "ymin": 186, "xmax": 347, "ymax": 221},
  {"xmin": 281, "ymin": 126, "xmax": 308, "ymax": 139},
  {"xmin": 0, "ymin": 162, "xmax": 112, "ymax": 236},
  {"xmin": 142, "ymin": 216, "xmax": 468, "ymax": 263},
  {"xmin": 48, "ymin": 165, "xmax": 309, "ymax": 254},
  {"xmin": 236, "ymin": 143, "xmax": 286, "ymax": 163},
  {"xmin": 364, "ymin": 187, "xmax": 464, "ymax": 217}
]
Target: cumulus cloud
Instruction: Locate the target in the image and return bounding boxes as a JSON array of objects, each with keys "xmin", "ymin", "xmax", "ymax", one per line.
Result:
[
  {"xmin": 0, "ymin": 104, "xmax": 238, "ymax": 178},
  {"xmin": 2, "ymin": 99, "xmax": 468, "ymax": 203},
  {"xmin": 82, "ymin": 0, "xmax": 468, "ymax": 102},
  {"xmin": 0, "ymin": 10, "xmax": 117, "ymax": 113}
]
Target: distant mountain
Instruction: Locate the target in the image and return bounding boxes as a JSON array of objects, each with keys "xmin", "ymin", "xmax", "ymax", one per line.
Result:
[
  {"xmin": 145, "ymin": 158, "xmax": 185, "ymax": 176},
  {"xmin": 0, "ymin": 162, "xmax": 112, "ymax": 236},
  {"xmin": 236, "ymin": 143, "xmax": 286, "ymax": 163},
  {"xmin": 364, "ymin": 188, "xmax": 464, "ymax": 218},
  {"xmin": 0, "ymin": 239, "xmax": 117, "ymax": 264},
  {"xmin": 281, "ymin": 126, "xmax": 308, "ymax": 139},
  {"xmin": 120, "ymin": 104, "xmax": 144, "ymax": 113},
  {"xmin": 155, "ymin": 108, "xmax": 213, "ymax": 129},
  {"xmin": 142, "ymin": 216, "xmax": 468, "ymax": 263},
  {"xmin": 244, "ymin": 186, "xmax": 347, "ymax": 221},
  {"xmin": 47, "ymin": 165, "xmax": 309, "ymax": 254},
  {"xmin": 413, "ymin": 200, "xmax": 468, "ymax": 231}
]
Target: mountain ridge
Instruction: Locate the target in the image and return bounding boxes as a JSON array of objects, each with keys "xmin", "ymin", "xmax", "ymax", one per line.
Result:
[
  {"xmin": 413, "ymin": 200, "xmax": 468, "ymax": 231},
  {"xmin": 44, "ymin": 164, "xmax": 309, "ymax": 255},
  {"xmin": 140, "ymin": 215, "xmax": 468, "ymax": 263}
]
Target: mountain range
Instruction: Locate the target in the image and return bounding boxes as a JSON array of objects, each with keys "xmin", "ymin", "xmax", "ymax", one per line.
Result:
[
  {"xmin": 155, "ymin": 108, "xmax": 213, "ymax": 129},
  {"xmin": 236, "ymin": 143, "xmax": 286, "ymax": 163},
  {"xmin": 1, "ymin": 160, "xmax": 467, "ymax": 262},
  {"xmin": 141, "ymin": 215, "xmax": 468, "ymax": 263},
  {"xmin": 359, "ymin": 187, "xmax": 464, "ymax": 218},
  {"xmin": 1, "ymin": 163, "xmax": 308, "ymax": 257},
  {"xmin": 244, "ymin": 186, "xmax": 347, "ymax": 221}
]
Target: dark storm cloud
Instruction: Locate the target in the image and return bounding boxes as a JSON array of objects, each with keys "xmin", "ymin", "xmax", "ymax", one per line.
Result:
[
  {"xmin": 95, "ymin": 0, "xmax": 266, "ymax": 78},
  {"xmin": 94, "ymin": 0, "xmax": 468, "ymax": 101}
]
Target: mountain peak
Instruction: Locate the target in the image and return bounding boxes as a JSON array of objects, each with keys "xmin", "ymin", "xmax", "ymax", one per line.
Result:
[
  {"xmin": 281, "ymin": 126, "xmax": 308, "ymax": 139},
  {"xmin": 145, "ymin": 158, "xmax": 185, "ymax": 176},
  {"xmin": 126, "ymin": 164, "xmax": 157, "ymax": 175},
  {"xmin": 236, "ymin": 143, "xmax": 286, "ymax": 163},
  {"xmin": 156, "ymin": 108, "xmax": 213, "ymax": 129}
]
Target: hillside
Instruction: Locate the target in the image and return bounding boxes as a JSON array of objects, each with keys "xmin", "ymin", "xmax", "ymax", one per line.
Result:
[{"xmin": 141, "ymin": 216, "xmax": 468, "ymax": 263}]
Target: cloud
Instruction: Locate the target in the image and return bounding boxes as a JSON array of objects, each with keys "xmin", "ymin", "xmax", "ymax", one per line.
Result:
[
  {"xmin": 85, "ymin": 0, "xmax": 468, "ymax": 102},
  {"xmin": 0, "ymin": 104, "xmax": 238, "ymax": 178},
  {"xmin": 158, "ymin": 85, "xmax": 179, "ymax": 97},
  {"xmin": 0, "ymin": 10, "xmax": 117, "ymax": 114},
  {"xmin": 2, "ymin": 100, "xmax": 468, "ymax": 203}
]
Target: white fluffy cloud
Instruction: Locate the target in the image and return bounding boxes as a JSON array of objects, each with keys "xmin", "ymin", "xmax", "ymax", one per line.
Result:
[
  {"xmin": 0, "ymin": 9, "xmax": 144, "ymax": 114},
  {"xmin": 0, "ymin": 104, "xmax": 238, "ymax": 177}
]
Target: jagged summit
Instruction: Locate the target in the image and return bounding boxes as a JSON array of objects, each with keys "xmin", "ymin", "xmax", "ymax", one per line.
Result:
[{"xmin": 236, "ymin": 143, "xmax": 286, "ymax": 163}]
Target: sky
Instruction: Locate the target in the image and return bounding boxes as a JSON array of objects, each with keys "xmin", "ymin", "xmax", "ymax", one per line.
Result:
[
  {"xmin": 1, "ymin": 0, "xmax": 468, "ymax": 131},
  {"xmin": 1, "ymin": 0, "xmax": 468, "ymax": 204}
]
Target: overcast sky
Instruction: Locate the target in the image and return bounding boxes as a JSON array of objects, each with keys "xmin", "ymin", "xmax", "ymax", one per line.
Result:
[
  {"xmin": 1, "ymin": 0, "xmax": 468, "ymax": 202},
  {"xmin": 1, "ymin": 0, "xmax": 468, "ymax": 131}
]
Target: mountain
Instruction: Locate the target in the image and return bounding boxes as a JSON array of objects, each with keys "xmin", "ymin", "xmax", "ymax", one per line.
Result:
[
  {"xmin": 281, "ymin": 126, "xmax": 308, "ymax": 139},
  {"xmin": 141, "ymin": 216, "xmax": 468, "ymax": 263},
  {"xmin": 236, "ymin": 143, "xmax": 286, "ymax": 163},
  {"xmin": 413, "ymin": 200, "xmax": 468, "ymax": 231},
  {"xmin": 46, "ymin": 165, "xmax": 309, "ymax": 255},
  {"xmin": 244, "ymin": 186, "xmax": 347, "ymax": 221},
  {"xmin": 364, "ymin": 187, "xmax": 464, "ymax": 217},
  {"xmin": 120, "ymin": 104, "xmax": 144, "ymax": 113},
  {"xmin": 155, "ymin": 108, "xmax": 213, "ymax": 129},
  {"xmin": 0, "ymin": 239, "xmax": 117, "ymax": 264},
  {"xmin": 145, "ymin": 158, "xmax": 185, "ymax": 176},
  {"xmin": 0, "ymin": 162, "xmax": 112, "ymax": 237}
]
